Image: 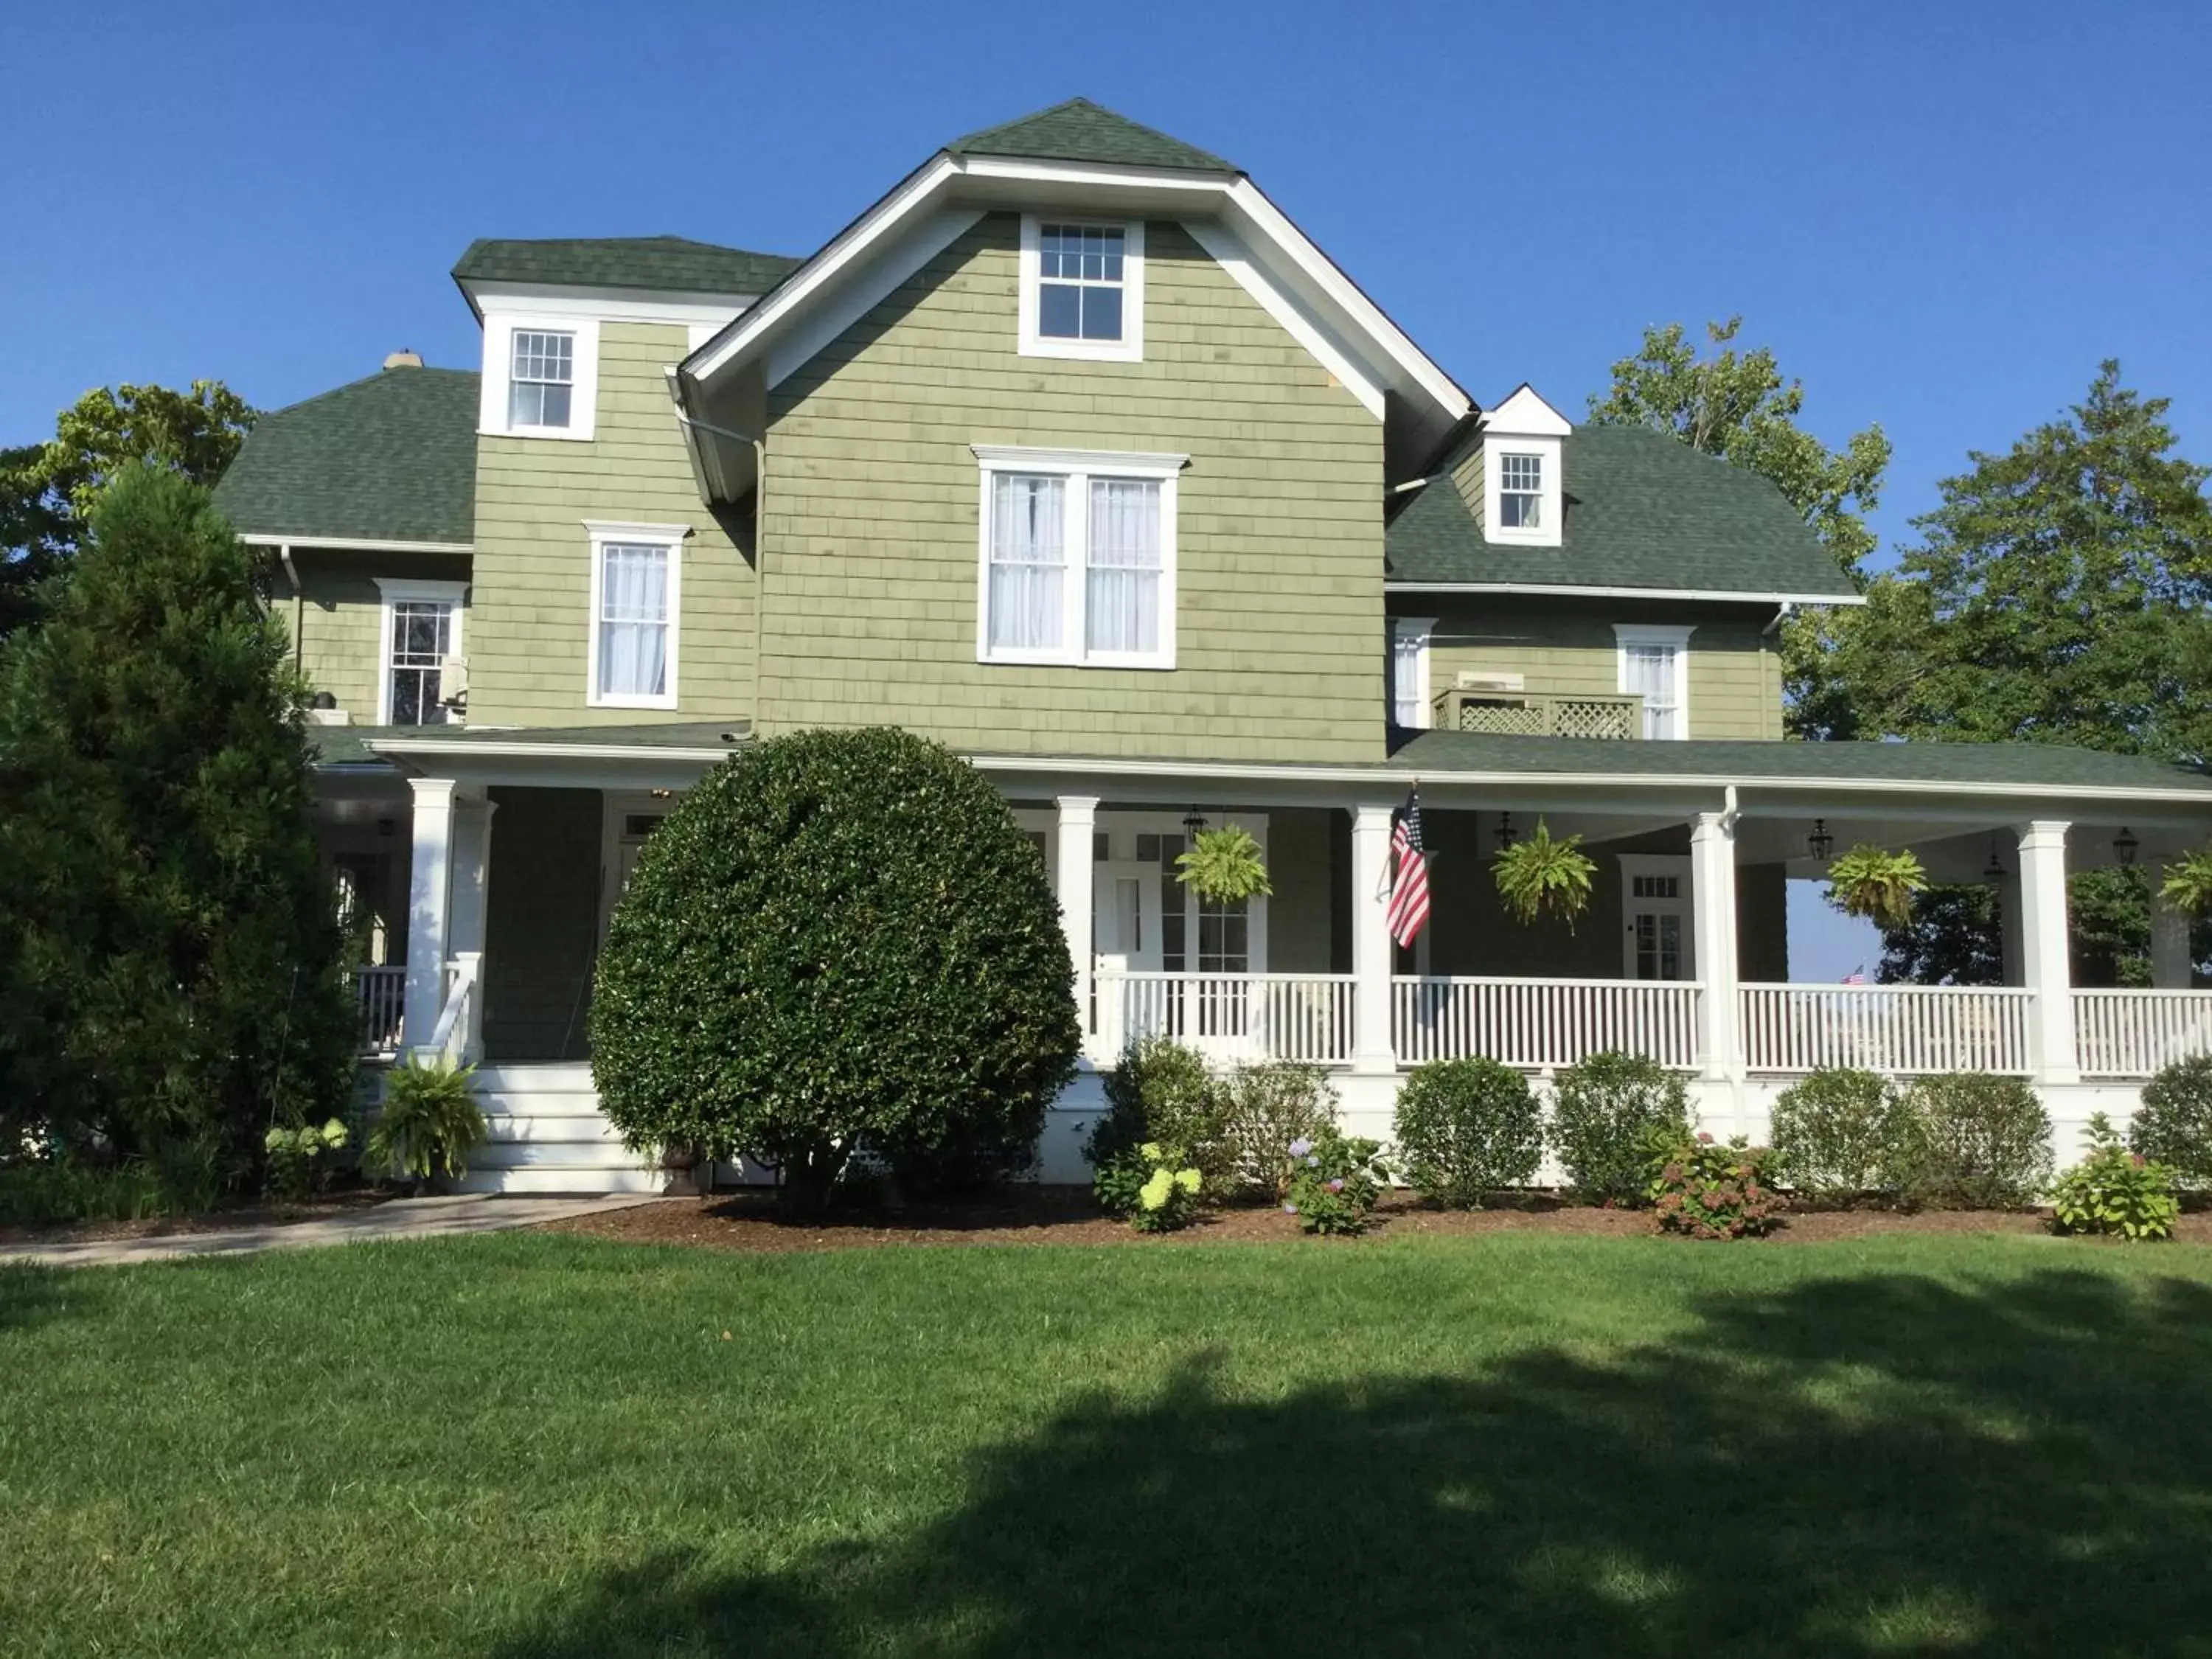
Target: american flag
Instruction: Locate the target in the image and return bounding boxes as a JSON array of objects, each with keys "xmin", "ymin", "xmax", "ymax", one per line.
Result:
[
  {"xmin": 1387, "ymin": 788, "xmax": 1431, "ymax": 947},
  {"xmin": 1841, "ymin": 964, "xmax": 1868, "ymax": 985}
]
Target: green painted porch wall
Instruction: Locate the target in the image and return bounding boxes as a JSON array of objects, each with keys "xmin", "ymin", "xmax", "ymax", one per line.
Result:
[
  {"xmin": 468, "ymin": 323, "xmax": 757, "ymax": 727},
  {"xmin": 1413, "ymin": 596, "xmax": 1782, "ymax": 740},
  {"xmin": 481, "ymin": 786, "xmax": 601, "ymax": 1062},
  {"xmin": 1265, "ymin": 808, "xmax": 1335, "ymax": 973},
  {"xmin": 759, "ymin": 215, "xmax": 1386, "ymax": 762},
  {"xmin": 278, "ymin": 549, "xmax": 470, "ymax": 723}
]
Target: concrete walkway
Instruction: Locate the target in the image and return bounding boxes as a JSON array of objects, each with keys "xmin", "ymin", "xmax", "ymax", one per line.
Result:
[{"xmin": 0, "ymin": 1194, "xmax": 657, "ymax": 1269}]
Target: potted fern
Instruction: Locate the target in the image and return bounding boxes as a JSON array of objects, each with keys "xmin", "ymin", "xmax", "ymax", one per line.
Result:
[
  {"xmin": 2162, "ymin": 846, "xmax": 2212, "ymax": 918},
  {"xmin": 1826, "ymin": 844, "xmax": 1927, "ymax": 929},
  {"xmin": 1176, "ymin": 824, "xmax": 1273, "ymax": 902},
  {"xmin": 1492, "ymin": 818, "xmax": 1596, "ymax": 928}
]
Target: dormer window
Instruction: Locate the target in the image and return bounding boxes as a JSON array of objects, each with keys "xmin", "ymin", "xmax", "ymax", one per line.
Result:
[
  {"xmin": 1019, "ymin": 215, "xmax": 1144, "ymax": 363},
  {"xmin": 508, "ymin": 330, "xmax": 574, "ymax": 429},
  {"xmin": 479, "ymin": 314, "xmax": 599, "ymax": 440},
  {"xmin": 1498, "ymin": 452, "xmax": 1544, "ymax": 529}
]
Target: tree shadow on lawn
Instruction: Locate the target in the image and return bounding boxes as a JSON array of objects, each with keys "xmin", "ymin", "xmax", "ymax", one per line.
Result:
[
  {"xmin": 0, "ymin": 1262, "xmax": 105, "ymax": 1332},
  {"xmin": 494, "ymin": 1267, "xmax": 2212, "ymax": 1658}
]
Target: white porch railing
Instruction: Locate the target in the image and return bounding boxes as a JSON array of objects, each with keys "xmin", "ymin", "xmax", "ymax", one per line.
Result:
[
  {"xmin": 1093, "ymin": 973, "xmax": 1356, "ymax": 1065},
  {"xmin": 2073, "ymin": 990, "xmax": 2212, "ymax": 1077},
  {"xmin": 424, "ymin": 953, "xmax": 483, "ymax": 1068},
  {"xmin": 1392, "ymin": 976, "xmax": 1703, "ymax": 1071},
  {"xmin": 1740, "ymin": 983, "xmax": 2034, "ymax": 1075},
  {"xmin": 352, "ymin": 965, "xmax": 407, "ymax": 1054}
]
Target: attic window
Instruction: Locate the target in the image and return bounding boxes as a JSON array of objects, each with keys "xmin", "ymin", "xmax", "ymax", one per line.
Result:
[
  {"xmin": 509, "ymin": 331, "xmax": 574, "ymax": 429},
  {"xmin": 1019, "ymin": 215, "xmax": 1144, "ymax": 363},
  {"xmin": 1498, "ymin": 453, "xmax": 1543, "ymax": 529}
]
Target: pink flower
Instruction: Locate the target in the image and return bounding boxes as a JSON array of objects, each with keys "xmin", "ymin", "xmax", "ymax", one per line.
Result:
[
  {"xmin": 1696, "ymin": 1131, "xmax": 1714, "ymax": 1144},
  {"xmin": 1326, "ymin": 1178, "xmax": 1345, "ymax": 1193}
]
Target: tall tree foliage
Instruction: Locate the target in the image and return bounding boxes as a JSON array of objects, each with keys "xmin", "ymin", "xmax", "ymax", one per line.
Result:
[
  {"xmin": 1, "ymin": 381, "xmax": 254, "ymax": 639},
  {"xmin": 0, "ymin": 464, "xmax": 354, "ymax": 1172},
  {"xmin": 1587, "ymin": 318, "xmax": 1891, "ymax": 738}
]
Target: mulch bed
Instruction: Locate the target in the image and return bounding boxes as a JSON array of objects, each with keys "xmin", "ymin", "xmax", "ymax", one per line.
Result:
[
  {"xmin": 0, "ymin": 1189, "xmax": 391, "ymax": 1248},
  {"xmin": 536, "ymin": 1188, "xmax": 2212, "ymax": 1253}
]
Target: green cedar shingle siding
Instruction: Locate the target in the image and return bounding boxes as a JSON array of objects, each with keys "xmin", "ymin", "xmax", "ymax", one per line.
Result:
[
  {"xmin": 213, "ymin": 368, "xmax": 479, "ymax": 546},
  {"xmin": 1389, "ymin": 425, "xmax": 1860, "ymax": 599},
  {"xmin": 947, "ymin": 99, "xmax": 1236, "ymax": 173},
  {"xmin": 759, "ymin": 215, "xmax": 1385, "ymax": 763},
  {"xmin": 451, "ymin": 237, "xmax": 803, "ymax": 297}
]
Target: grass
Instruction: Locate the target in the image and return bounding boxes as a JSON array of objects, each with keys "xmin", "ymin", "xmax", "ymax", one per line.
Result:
[{"xmin": 5, "ymin": 1231, "xmax": 2212, "ymax": 1656}]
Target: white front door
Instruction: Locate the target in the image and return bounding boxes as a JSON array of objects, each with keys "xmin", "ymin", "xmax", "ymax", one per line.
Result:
[
  {"xmin": 1093, "ymin": 860, "xmax": 1164, "ymax": 975},
  {"xmin": 601, "ymin": 807, "xmax": 668, "ymax": 940},
  {"xmin": 1620, "ymin": 857, "xmax": 1694, "ymax": 981}
]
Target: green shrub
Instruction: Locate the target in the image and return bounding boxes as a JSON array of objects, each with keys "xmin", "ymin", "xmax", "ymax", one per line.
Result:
[
  {"xmin": 1902, "ymin": 1073, "xmax": 2052, "ymax": 1209},
  {"xmin": 263, "ymin": 1119, "xmax": 350, "ymax": 1202},
  {"xmin": 1220, "ymin": 1060, "xmax": 1338, "ymax": 1200},
  {"xmin": 365, "ymin": 1060, "xmax": 487, "ymax": 1183},
  {"xmin": 1392, "ymin": 1059, "xmax": 1543, "ymax": 1207},
  {"xmin": 1124, "ymin": 1142, "xmax": 1204, "ymax": 1233},
  {"xmin": 590, "ymin": 728, "xmax": 1081, "ymax": 1206},
  {"xmin": 1085, "ymin": 1037, "xmax": 1235, "ymax": 1198},
  {"xmin": 1770, "ymin": 1068, "xmax": 1919, "ymax": 1204},
  {"xmin": 2051, "ymin": 1113, "xmax": 2179, "ymax": 1241},
  {"xmin": 0, "ymin": 1131, "xmax": 240, "ymax": 1225},
  {"xmin": 1549, "ymin": 1051, "xmax": 1691, "ymax": 1206},
  {"xmin": 2131, "ymin": 1056, "xmax": 2212, "ymax": 1189},
  {"xmin": 1646, "ymin": 1130, "xmax": 1784, "ymax": 1239},
  {"xmin": 1283, "ymin": 1127, "xmax": 1389, "ymax": 1236}
]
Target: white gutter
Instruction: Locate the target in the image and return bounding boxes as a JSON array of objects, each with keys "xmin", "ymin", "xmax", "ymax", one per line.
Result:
[
  {"xmin": 243, "ymin": 533, "xmax": 473, "ymax": 555},
  {"xmin": 1386, "ymin": 581, "xmax": 1867, "ymax": 607}
]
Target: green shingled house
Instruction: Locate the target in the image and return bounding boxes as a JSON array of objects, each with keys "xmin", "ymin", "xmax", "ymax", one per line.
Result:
[{"xmin": 217, "ymin": 99, "xmax": 2212, "ymax": 1191}]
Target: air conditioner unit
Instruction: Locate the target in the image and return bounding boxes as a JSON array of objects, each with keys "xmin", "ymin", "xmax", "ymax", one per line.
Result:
[
  {"xmin": 1456, "ymin": 670, "xmax": 1526, "ymax": 692},
  {"xmin": 439, "ymin": 655, "xmax": 470, "ymax": 696},
  {"xmin": 307, "ymin": 707, "xmax": 353, "ymax": 726}
]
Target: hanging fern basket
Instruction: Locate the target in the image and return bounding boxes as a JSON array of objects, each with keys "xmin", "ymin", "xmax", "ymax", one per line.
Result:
[
  {"xmin": 2163, "ymin": 846, "xmax": 2212, "ymax": 919},
  {"xmin": 1175, "ymin": 825, "xmax": 1273, "ymax": 902},
  {"xmin": 1492, "ymin": 818, "xmax": 1596, "ymax": 929},
  {"xmin": 1825, "ymin": 844, "xmax": 1928, "ymax": 930}
]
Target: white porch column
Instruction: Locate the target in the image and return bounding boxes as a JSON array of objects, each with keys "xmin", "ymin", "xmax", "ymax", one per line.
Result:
[
  {"xmin": 2152, "ymin": 885, "xmax": 2195, "ymax": 990},
  {"xmin": 1349, "ymin": 801, "xmax": 1397, "ymax": 1074},
  {"xmin": 1690, "ymin": 810, "xmax": 1742, "ymax": 1080},
  {"xmin": 1055, "ymin": 796, "xmax": 1098, "ymax": 1049},
  {"xmin": 2017, "ymin": 820, "xmax": 2079, "ymax": 1084},
  {"xmin": 445, "ymin": 798, "xmax": 497, "ymax": 1064},
  {"xmin": 403, "ymin": 777, "xmax": 458, "ymax": 1057}
]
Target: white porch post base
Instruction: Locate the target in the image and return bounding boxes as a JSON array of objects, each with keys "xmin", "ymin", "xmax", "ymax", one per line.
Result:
[
  {"xmin": 1055, "ymin": 796, "xmax": 1099, "ymax": 1060},
  {"xmin": 2017, "ymin": 820, "xmax": 2079, "ymax": 1085},
  {"xmin": 1349, "ymin": 802, "xmax": 1397, "ymax": 1074},
  {"xmin": 2152, "ymin": 886, "xmax": 2194, "ymax": 990},
  {"xmin": 1690, "ymin": 810, "xmax": 1742, "ymax": 1081},
  {"xmin": 403, "ymin": 778, "xmax": 458, "ymax": 1060}
]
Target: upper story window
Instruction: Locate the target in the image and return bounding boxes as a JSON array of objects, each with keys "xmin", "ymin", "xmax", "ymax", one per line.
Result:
[
  {"xmin": 1391, "ymin": 618, "xmax": 1435, "ymax": 728},
  {"xmin": 973, "ymin": 445, "xmax": 1184, "ymax": 669},
  {"xmin": 1615, "ymin": 624, "xmax": 1694, "ymax": 740},
  {"xmin": 507, "ymin": 331, "xmax": 574, "ymax": 429},
  {"xmin": 1497, "ymin": 452, "xmax": 1544, "ymax": 529},
  {"xmin": 585, "ymin": 521, "xmax": 687, "ymax": 709},
  {"xmin": 478, "ymin": 314, "xmax": 599, "ymax": 441},
  {"xmin": 372, "ymin": 578, "xmax": 468, "ymax": 726},
  {"xmin": 1018, "ymin": 215, "xmax": 1145, "ymax": 363}
]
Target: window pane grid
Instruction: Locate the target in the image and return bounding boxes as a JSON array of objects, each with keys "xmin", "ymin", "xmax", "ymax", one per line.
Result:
[
  {"xmin": 984, "ymin": 468, "xmax": 1165, "ymax": 663},
  {"xmin": 1038, "ymin": 223, "xmax": 1126, "ymax": 342},
  {"xmin": 387, "ymin": 600, "xmax": 451, "ymax": 726},
  {"xmin": 1625, "ymin": 644, "xmax": 1679, "ymax": 739},
  {"xmin": 1498, "ymin": 451, "xmax": 1543, "ymax": 529},
  {"xmin": 509, "ymin": 330, "xmax": 574, "ymax": 429}
]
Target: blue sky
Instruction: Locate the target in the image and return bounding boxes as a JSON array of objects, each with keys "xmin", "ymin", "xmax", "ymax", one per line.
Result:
[{"xmin": 7, "ymin": 0, "xmax": 2205, "ymax": 977}]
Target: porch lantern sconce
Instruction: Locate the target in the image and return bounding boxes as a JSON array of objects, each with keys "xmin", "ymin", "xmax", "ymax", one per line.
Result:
[
  {"xmin": 2114, "ymin": 827, "xmax": 2140, "ymax": 866},
  {"xmin": 1183, "ymin": 805, "xmax": 1208, "ymax": 839},
  {"xmin": 1984, "ymin": 838, "xmax": 2005, "ymax": 882},
  {"xmin": 1806, "ymin": 819, "xmax": 1834, "ymax": 863},
  {"xmin": 1497, "ymin": 811, "xmax": 1517, "ymax": 850}
]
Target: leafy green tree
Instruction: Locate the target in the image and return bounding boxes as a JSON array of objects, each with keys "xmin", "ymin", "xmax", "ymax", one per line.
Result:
[
  {"xmin": 1588, "ymin": 317, "xmax": 1891, "ymax": 737},
  {"xmin": 0, "ymin": 463, "xmax": 354, "ymax": 1178},
  {"xmin": 1, "ymin": 381, "xmax": 254, "ymax": 639}
]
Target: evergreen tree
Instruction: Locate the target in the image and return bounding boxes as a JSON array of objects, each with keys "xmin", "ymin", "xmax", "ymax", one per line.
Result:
[{"xmin": 0, "ymin": 463, "xmax": 353, "ymax": 1176}]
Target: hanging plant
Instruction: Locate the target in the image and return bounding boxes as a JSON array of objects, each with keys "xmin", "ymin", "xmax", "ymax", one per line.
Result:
[
  {"xmin": 2162, "ymin": 846, "xmax": 2212, "ymax": 918},
  {"xmin": 1826, "ymin": 844, "xmax": 1928, "ymax": 929},
  {"xmin": 1175, "ymin": 824, "xmax": 1273, "ymax": 902},
  {"xmin": 1492, "ymin": 818, "xmax": 1596, "ymax": 928}
]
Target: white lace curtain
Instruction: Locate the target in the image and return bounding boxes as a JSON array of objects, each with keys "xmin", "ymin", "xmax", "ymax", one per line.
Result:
[
  {"xmin": 1624, "ymin": 645, "xmax": 1677, "ymax": 739},
  {"xmin": 599, "ymin": 543, "xmax": 668, "ymax": 698},
  {"xmin": 989, "ymin": 474, "xmax": 1065, "ymax": 651},
  {"xmin": 1085, "ymin": 479, "xmax": 1160, "ymax": 654}
]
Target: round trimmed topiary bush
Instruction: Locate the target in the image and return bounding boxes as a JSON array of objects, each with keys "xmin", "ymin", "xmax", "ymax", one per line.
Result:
[
  {"xmin": 1770, "ymin": 1067, "xmax": 1919, "ymax": 1205},
  {"xmin": 2132, "ymin": 1055, "xmax": 2212, "ymax": 1190},
  {"xmin": 589, "ymin": 727, "xmax": 1081, "ymax": 1204},
  {"xmin": 1393, "ymin": 1058, "xmax": 1543, "ymax": 1207},
  {"xmin": 1902, "ymin": 1072, "xmax": 2053, "ymax": 1209},
  {"xmin": 1549, "ymin": 1051, "xmax": 1691, "ymax": 1206}
]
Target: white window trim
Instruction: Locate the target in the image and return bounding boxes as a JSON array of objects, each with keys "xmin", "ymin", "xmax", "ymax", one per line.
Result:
[
  {"xmin": 370, "ymin": 578, "xmax": 468, "ymax": 726},
  {"xmin": 1618, "ymin": 854, "xmax": 1696, "ymax": 980},
  {"xmin": 584, "ymin": 521, "xmax": 688, "ymax": 711},
  {"xmin": 479, "ymin": 313, "xmax": 599, "ymax": 442},
  {"xmin": 1017, "ymin": 215, "xmax": 1145, "ymax": 364},
  {"xmin": 972, "ymin": 445, "xmax": 1183, "ymax": 670},
  {"xmin": 1484, "ymin": 437, "xmax": 1562, "ymax": 546},
  {"xmin": 1614, "ymin": 623, "xmax": 1695, "ymax": 740},
  {"xmin": 1391, "ymin": 617, "xmax": 1435, "ymax": 728}
]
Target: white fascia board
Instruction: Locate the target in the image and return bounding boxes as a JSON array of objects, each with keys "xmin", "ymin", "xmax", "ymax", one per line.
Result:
[
  {"xmin": 765, "ymin": 206, "xmax": 984, "ymax": 387},
  {"xmin": 1183, "ymin": 219, "xmax": 1385, "ymax": 420},
  {"xmin": 367, "ymin": 737, "xmax": 741, "ymax": 764},
  {"xmin": 1480, "ymin": 383, "xmax": 1573, "ymax": 437},
  {"xmin": 243, "ymin": 532, "xmax": 473, "ymax": 554},
  {"xmin": 468, "ymin": 281, "xmax": 755, "ymax": 330},
  {"xmin": 1384, "ymin": 581, "xmax": 1868, "ymax": 606}
]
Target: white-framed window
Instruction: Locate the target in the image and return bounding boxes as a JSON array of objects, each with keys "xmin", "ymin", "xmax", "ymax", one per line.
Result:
[
  {"xmin": 1391, "ymin": 617, "xmax": 1435, "ymax": 728},
  {"xmin": 371, "ymin": 579, "xmax": 467, "ymax": 726},
  {"xmin": 1615, "ymin": 624, "xmax": 1695, "ymax": 740},
  {"xmin": 584, "ymin": 521, "xmax": 686, "ymax": 709},
  {"xmin": 972, "ymin": 445, "xmax": 1183, "ymax": 669},
  {"xmin": 478, "ymin": 313, "xmax": 599, "ymax": 440},
  {"xmin": 1498, "ymin": 452, "xmax": 1544, "ymax": 529},
  {"xmin": 1018, "ymin": 215, "xmax": 1145, "ymax": 363},
  {"xmin": 1482, "ymin": 434, "xmax": 1562, "ymax": 546}
]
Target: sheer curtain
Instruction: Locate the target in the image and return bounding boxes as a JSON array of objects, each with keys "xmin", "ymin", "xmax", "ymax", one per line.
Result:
[
  {"xmin": 1625, "ymin": 645, "xmax": 1677, "ymax": 739},
  {"xmin": 1085, "ymin": 478, "xmax": 1160, "ymax": 654},
  {"xmin": 599, "ymin": 543, "xmax": 668, "ymax": 698},
  {"xmin": 989, "ymin": 473, "xmax": 1064, "ymax": 652}
]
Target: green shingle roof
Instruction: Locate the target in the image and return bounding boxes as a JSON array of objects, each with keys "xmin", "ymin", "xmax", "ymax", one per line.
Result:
[
  {"xmin": 214, "ymin": 368, "xmax": 478, "ymax": 546},
  {"xmin": 451, "ymin": 237, "xmax": 804, "ymax": 296},
  {"xmin": 1394, "ymin": 730, "xmax": 2212, "ymax": 794},
  {"xmin": 947, "ymin": 98, "xmax": 1236, "ymax": 173},
  {"xmin": 1388, "ymin": 425, "xmax": 1861, "ymax": 599}
]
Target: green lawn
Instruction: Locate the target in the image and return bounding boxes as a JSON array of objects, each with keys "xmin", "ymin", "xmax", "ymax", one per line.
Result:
[{"xmin": 5, "ymin": 1232, "xmax": 2212, "ymax": 1657}]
